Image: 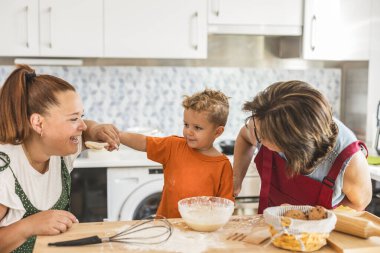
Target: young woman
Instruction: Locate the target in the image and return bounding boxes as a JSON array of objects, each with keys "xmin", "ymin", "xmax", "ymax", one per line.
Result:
[
  {"xmin": 0, "ymin": 65, "xmax": 120, "ymax": 253},
  {"xmin": 233, "ymin": 80, "xmax": 372, "ymax": 213}
]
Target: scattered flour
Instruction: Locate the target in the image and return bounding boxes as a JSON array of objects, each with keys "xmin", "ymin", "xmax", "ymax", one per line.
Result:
[{"xmin": 111, "ymin": 217, "xmax": 265, "ymax": 253}]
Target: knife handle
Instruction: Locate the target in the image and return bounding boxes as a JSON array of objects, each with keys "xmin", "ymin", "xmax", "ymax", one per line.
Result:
[{"xmin": 48, "ymin": 235, "xmax": 102, "ymax": 246}]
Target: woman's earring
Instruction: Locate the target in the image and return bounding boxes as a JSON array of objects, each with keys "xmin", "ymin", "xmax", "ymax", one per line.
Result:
[{"xmin": 40, "ymin": 125, "xmax": 43, "ymax": 137}]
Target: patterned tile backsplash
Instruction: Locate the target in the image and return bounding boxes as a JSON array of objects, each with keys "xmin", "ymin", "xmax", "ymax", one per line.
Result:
[{"xmin": 0, "ymin": 66, "xmax": 341, "ymax": 140}]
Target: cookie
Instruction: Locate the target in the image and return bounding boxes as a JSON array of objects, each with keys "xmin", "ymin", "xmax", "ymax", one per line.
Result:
[
  {"xmin": 307, "ymin": 206, "xmax": 327, "ymax": 220},
  {"xmin": 85, "ymin": 141, "xmax": 109, "ymax": 150},
  {"xmin": 283, "ymin": 209, "xmax": 307, "ymax": 220}
]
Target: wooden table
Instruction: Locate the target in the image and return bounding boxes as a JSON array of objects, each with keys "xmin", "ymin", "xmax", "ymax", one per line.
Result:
[{"xmin": 33, "ymin": 215, "xmax": 374, "ymax": 253}]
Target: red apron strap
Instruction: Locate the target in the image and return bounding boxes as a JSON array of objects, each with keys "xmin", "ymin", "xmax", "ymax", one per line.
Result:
[
  {"xmin": 258, "ymin": 148, "xmax": 273, "ymax": 214},
  {"xmin": 323, "ymin": 141, "xmax": 365, "ymax": 187},
  {"xmin": 318, "ymin": 141, "xmax": 366, "ymax": 207}
]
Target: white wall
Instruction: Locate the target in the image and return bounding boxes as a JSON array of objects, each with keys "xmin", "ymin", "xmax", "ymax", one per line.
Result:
[{"xmin": 366, "ymin": 0, "xmax": 380, "ymax": 150}]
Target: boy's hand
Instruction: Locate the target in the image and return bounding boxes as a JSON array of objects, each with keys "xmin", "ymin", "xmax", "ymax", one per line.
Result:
[{"xmin": 85, "ymin": 122, "xmax": 120, "ymax": 151}]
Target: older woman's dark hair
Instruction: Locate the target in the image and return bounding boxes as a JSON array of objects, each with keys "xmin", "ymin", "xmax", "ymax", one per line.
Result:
[{"xmin": 243, "ymin": 80, "xmax": 338, "ymax": 176}]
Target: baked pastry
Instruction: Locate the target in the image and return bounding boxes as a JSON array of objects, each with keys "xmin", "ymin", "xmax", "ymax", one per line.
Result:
[
  {"xmin": 84, "ymin": 141, "xmax": 109, "ymax": 150},
  {"xmin": 265, "ymin": 205, "xmax": 335, "ymax": 252},
  {"xmin": 283, "ymin": 209, "xmax": 307, "ymax": 220},
  {"xmin": 307, "ymin": 206, "xmax": 327, "ymax": 220}
]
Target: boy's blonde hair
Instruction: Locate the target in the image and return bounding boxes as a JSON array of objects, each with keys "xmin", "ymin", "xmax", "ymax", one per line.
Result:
[{"xmin": 182, "ymin": 89, "xmax": 229, "ymax": 126}]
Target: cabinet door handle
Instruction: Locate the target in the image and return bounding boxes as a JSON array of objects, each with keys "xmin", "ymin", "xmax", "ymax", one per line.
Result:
[
  {"xmin": 24, "ymin": 6, "xmax": 29, "ymax": 48},
  {"xmin": 211, "ymin": 0, "xmax": 220, "ymax": 16},
  {"xmin": 190, "ymin": 12, "xmax": 199, "ymax": 50},
  {"xmin": 310, "ymin": 15, "xmax": 317, "ymax": 51},
  {"xmin": 48, "ymin": 7, "xmax": 52, "ymax": 48}
]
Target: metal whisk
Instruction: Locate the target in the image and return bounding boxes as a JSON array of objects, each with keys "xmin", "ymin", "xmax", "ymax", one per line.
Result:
[{"xmin": 48, "ymin": 215, "xmax": 172, "ymax": 247}]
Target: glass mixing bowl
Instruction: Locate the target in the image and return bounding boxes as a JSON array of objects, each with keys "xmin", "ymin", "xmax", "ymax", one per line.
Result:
[{"xmin": 178, "ymin": 196, "xmax": 234, "ymax": 232}]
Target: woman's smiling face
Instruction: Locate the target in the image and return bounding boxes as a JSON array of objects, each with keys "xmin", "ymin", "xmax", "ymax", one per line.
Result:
[{"xmin": 41, "ymin": 90, "xmax": 87, "ymax": 156}]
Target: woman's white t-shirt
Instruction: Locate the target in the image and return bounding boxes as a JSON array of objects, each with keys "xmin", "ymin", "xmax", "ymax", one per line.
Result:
[{"xmin": 0, "ymin": 143, "xmax": 81, "ymax": 226}]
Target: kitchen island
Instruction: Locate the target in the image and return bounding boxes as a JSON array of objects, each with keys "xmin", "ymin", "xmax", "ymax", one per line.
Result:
[{"xmin": 33, "ymin": 215, "xmax": 340, "ymax": 253}]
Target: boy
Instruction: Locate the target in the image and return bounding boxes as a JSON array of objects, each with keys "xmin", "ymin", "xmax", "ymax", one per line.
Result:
[{"xmin": 119, "ymin": 89, "xmax": 234, "ymax": 218}]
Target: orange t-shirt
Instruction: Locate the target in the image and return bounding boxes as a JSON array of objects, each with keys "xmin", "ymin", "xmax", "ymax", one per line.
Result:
[{"xmin": 146, "ymin": 136, "xmax": 234, "ymax": 218}]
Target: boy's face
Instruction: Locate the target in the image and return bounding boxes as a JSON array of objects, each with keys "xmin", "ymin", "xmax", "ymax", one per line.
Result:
[{"xmin": 183, "ymin": 109, "xmax": 222, "ymax": 151}]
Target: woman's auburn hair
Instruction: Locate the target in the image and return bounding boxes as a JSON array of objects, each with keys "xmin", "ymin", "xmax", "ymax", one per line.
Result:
[
  {"xmin": 0, "ymin": 65, "xmax": 75, "ymax": 144},
  {"xmin": 243, "ymin": 80, "xmax": 338, "ymax": 176}
]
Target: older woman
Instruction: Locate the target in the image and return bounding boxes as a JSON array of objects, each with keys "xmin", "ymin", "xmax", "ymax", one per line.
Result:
[{"xmin": 233, "ymin": 80, "xmax": 372, "ymax": 213}]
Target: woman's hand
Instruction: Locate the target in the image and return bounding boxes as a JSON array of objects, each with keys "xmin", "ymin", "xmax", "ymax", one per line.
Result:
[
  {"xmin": 232, "ymin": 125, "xmax": 257, "ymax": 197},
  {"xmin": 0, "ymin": 207, "xmax": 77, "ymax": 252},
  {"xmin": 83, "ymin": 120, "xmax": 120, "ymax": 151},
  {"xmin": 22, "ymin": 210, "xmax": 78, "ymax": 236}
]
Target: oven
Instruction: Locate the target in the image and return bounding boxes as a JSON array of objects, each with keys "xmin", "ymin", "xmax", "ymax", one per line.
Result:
[{"xmin": 70, "ymin": 167, "xmax": 108, "ymax": 222}]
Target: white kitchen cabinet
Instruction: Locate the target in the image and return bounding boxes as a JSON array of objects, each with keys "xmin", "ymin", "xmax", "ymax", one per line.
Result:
[
  {"xmin": 208, "ymin": 0, "xmax": 303, "ymax": 36},
  {"xmin": 303, "ymin": 0, "xmax": 370, "ymax": 60},
  {"xmin": 0, "ymin": 0, "xmax": 103, "ymax": 57},
  {"xmin": 104, "ymin": 0, "xmax": 207, "ymax": 59},
  {"xmin": 39, "ymin": 0, "xmax": 103, "ymax": 57},
  {"xmin": 0, "ymin": 0, "xmax": 39, "ymax": 56}
]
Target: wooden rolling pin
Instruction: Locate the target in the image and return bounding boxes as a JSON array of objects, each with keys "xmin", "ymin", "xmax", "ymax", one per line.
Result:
[{"xmin": 334, "ymin": 211, "xmax": 380, "ymax": 238}]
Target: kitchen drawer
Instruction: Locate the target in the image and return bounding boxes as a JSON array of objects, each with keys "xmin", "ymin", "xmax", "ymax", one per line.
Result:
[{"xmin": 234, "ymin": 199, "xmax": 258, "ymax": 215}]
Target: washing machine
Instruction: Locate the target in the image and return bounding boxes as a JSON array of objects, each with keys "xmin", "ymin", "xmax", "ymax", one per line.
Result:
[{"xmin": 107, "ymin": 166, "xmax": 164, "ymax": 221}]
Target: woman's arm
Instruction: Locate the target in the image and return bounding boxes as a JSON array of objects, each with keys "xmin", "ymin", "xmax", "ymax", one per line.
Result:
[
  {"xmin": 119, "ymin": 132, "xmax": 147, "ymax": 152},
  {"xmin": 83, "ymin": 120, "xmax": 120, "ymax": 150},
  {"xmin": 232, "ymin": 125, "xmax": 257, "ymax": 197},
  {"xmin": 0, "ymin": 204, "xmax": 77, "ymax": 253},
  {"xmin": 340, "ymin": 151, "xmax": 372, "ymax": 210},
  {"xmin": 0, "ymin": 218, "xmax": 29, "ymax": 253}
]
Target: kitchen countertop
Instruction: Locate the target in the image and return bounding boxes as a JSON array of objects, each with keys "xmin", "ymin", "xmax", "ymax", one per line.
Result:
[
  {"xmin": 369, "ymin": 165, "xmax": 380, "ymax": 182},
  {"xmin": 34, "ymin": 215, "xmax": 339, "ymax": 253},
  {"xmin": 74, "ymin": 149, "xmax": 161, "ymax": 168},
  {"xmin": 75, "ymin": 149, "xmax": 380, "ymax": 184},
  {"xmin": 74, "ymin": 148, "xmax": 233, "ymax": 169},
  {"xmin": 73, "ymin": 156, "xmax": 161, "ymax": 168}
]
